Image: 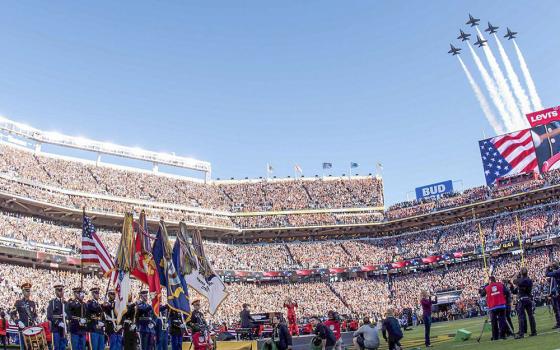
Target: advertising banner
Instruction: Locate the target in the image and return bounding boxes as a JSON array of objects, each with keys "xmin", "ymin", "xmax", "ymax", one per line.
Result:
[
  {"xmin": 415, "ymin": 180, "xmax": 454, "ymax": 200},
  {"xmin": 526, "ymin": 106, "xmax": 560, "ymax": 127},
  {"xmin": 530, "ymin": 121, "xmax": 560, "ymax": 172}
]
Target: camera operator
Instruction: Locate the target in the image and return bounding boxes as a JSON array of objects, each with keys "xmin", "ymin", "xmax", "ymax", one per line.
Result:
[
  {"xmin": 513, "ymin": 267, "xmax": 537, "ymax": 338},
  {"xmin": 545, "ymin": 262, "xmax": 560, "ymax": 329},
  {"xmin": 502, "ymin": 279, "xmax": 515, "ymax": 337},
  {"xmin": 479, "ymin": 276, "xmax": 508, "ymax": 340}
]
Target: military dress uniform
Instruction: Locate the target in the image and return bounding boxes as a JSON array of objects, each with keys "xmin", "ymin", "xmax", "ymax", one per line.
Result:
[
  {"xmin": 155, "ymin": 305, "xmax": 169, "ymax": 350},
  {"xmin": 86, "ymin": 288, "xmax": 105, "ymax": 350},
  {"xmin": 66, "ymin": 287, "xmax": 87, "ymax": 350},
  {"xmin": 189, "ymin": 301, "xmax": 211, "ymax": 350},
  {"xmin": 169, "ymin": 310, "xmax": 184, "ymax": 350},
  {"xmin": 136, "ymin": 292, "xmax": 156, "ymax": 350},
  {"xmin": 46, "ymin": 285, "xmax": 67, "ymax": 350},
  {"xmin": 102, "ymin": 290, "xmax": 122, "ymax": 350},
  {"xmin": 12, "ymin": 282, "xmax": 38, "ymax": 350},
  {"xmin": 122, "ymin": 303, "xmax": 138, "ymax": 350}
]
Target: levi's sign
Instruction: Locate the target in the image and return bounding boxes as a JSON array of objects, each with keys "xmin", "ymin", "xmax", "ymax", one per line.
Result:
[
  {"xmin": 415, "ymin": 180, "xmax": 454, "ymax": 201},
  {"xmin": 526, "ymin": 106, "xmax": 560, "ymax": 127}
]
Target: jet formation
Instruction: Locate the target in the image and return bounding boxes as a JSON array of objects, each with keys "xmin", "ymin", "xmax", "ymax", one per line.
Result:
[{"xmin": 448, "ymin": 14, "xmax": 517, "ymax": 55}]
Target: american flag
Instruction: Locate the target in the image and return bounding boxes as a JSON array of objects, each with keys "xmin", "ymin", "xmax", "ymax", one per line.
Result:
[
  {"xmin": 82, "ymin": 215, "xmax": 115, "ymax": 276},
  {"xmin": 479, "ymin": 129, "xmax": 538, "ymax": 185}
]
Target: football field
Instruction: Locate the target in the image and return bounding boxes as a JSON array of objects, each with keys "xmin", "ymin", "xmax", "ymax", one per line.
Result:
[{"xmin": 371, "ymin": 307, "xmax": 559, "ymax": 350}]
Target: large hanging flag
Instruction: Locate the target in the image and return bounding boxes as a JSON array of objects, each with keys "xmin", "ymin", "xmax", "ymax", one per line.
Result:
[
  {"xmin": 82, "ymin": 215, "xmax": 115, "ymax": 277},
  {"xmin": 131, "ymin": 211, "xmax": 162, "ymax": 316},
  {"xmin": 114, "ymin": 213, "xmax": 135, "ymax": 323},
  {"xmin": 176, "ymin": 222, "xmax": 228, "ymax": 315},
  {"xmin": 152, "ymin": 221, "xmax": 191, "ymax": 318}
]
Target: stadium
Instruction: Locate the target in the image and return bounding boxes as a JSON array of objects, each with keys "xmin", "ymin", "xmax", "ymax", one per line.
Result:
[{"xmin": 0, "ymin": 3, "xmax": 559, "ymax": 350}]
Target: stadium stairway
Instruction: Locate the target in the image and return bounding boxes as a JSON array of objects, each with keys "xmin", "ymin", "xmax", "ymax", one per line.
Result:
[
  {"xmin": 325, "ymin": 282, "xmax": 353, "ymax": 312},
  {"xmin": 284, "ymin": 244, "xmax": 300, "ymax": 267}
]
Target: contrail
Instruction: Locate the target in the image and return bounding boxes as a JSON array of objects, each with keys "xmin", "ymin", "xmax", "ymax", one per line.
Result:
[
  {"xmin": 467, "ymin": 42, "xmax": 514, "ymax": 131},
  {"xmin": 476, "ymin": 28, "xmax": 522, "ymax": 130},
  {"xmin": 458, "ymin": 56, "xmax": 505, "ymax": 135},
  {"xmin": 493, "ymin": 33, "xmax": 531, "ymax": 128},
  {"xmin": 513, "ymin": 39, "xmax": 543, "ymax": 111}
]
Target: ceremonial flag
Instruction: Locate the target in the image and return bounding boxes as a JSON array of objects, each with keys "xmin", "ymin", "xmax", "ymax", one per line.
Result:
[
  {"xmin": 322, "ymin": 162, "xmax": 332, "ymax": 169},
  {"xmin": 131, "ymin": 211, "xmax": 162, "ymax": 315},
  {"xmin": 152, "ymin": 221, "xmax": 191, "ymax": 317},
  {"xmin": 114, "ymin": 213, "xmax": 135, "ymax": 323},
  {"xmin": 176, "ymin": 222, "xmax": 228, "ymax": 315},
  {"xmin": 81, "ymin": 215, "xmax": 115, "ymax": 277},
  {"xmin": 479, "ymin": 129, "xmax": 538, "ymax": 185}
]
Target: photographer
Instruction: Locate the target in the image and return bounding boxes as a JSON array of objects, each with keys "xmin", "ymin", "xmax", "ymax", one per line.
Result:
[
  {"xmin": 513, "ymin": 267, "xmax": 537, "ymax": 338},
  {"xmin": 479, "ymin": 276, "xmax": 508, "ymax": 340},
  {"xmin": 419, "ymin": 291, "xmax": 437, "ymax": 348},
  {"xmin": 545, "ymin": 262, "xmax": 560, "ymax": 329}
]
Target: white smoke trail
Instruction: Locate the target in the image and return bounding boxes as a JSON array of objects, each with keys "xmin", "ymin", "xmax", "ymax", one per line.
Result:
[
  {"xmin": 467, "ymin": 42, "xmax": 515, "ymax": 131},
  {"xmin": 457, "ymin": 56, "xmax": 505, "ymax": 135},
  {"xmin": 476, "ymin": 28, "xmax": 522, "ymax": 130},
  {"xmin": 493, "ymin": 33, "xmax": 531, "ymax": 128},
  {"xmin": 513, "ymin": 39, "xmax": 543, "ymax": 111}
]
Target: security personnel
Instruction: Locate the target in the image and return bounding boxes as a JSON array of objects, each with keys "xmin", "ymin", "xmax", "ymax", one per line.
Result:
[
  {"xmin": 169, "ymin": 309, "xmax": 185, "ymax": 350},
  {"xmin": 12, "ymin": 282, "xmax": 38, "ymax": 350},
  {"xmin": 47, "ymin": 284, "xmax": 67, "ymax": 350},
  {"xmin": 102, "ymin": 289, "xmax": 122, "ymax": 350},
  {"xmin": 513, "ymin": 268, "xmax": 537, "ymax": 338},
  {"xmin": 189, "ymin": 300, "xmax": 212, "ymax": 350},
  {"xmin": 66, "ymin": 287, "xmax": 88, "ymax": 350},
  {"xmin": 479, "ymin": 276, "xmax": 508, "ymax": 340},
  {"xmin": 546, "ymin": 262, "xmax": 560, "ymax": 329},
  {"xmin": 122, "ymin": 300, "xmax": 138, "ymax": 350},
  {"xmin": 155, "ymin": 305, "xmax": 168, "ymax": 350},
  {"xmin": 86, "ymin": 287, "xmax": 105, "ymax": 350},
  {"xmin": 135, "ymin": 291, "xmax": 156, "ymax": 350},
  {"xmin": 502, "ymin": 280, "xmax": 515, "ymax": 337}
]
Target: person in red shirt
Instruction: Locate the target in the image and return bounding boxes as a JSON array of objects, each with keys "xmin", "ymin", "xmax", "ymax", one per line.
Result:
[
  {"xmin": 323, "ymin": 311, "xmax": 342, "ymax": 350},
  {"xmin": 479, "ymin": 276, "xmax": 509, "ymax": 340},
  {"xmin": 283, "ymin": 299, "xmax": 299, "ymax": 336},
  {"xmin": 0, "ymin": 311, "xmax": 7, "ymax": 350}
]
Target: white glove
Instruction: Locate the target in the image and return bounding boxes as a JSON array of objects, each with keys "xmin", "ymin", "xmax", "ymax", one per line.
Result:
[
  {"xmin": 130, "ymin": 325, "xmax": 136, "ymax": 331},
  {"xmin": 58, "ymin": 322, "xmax": 65, "ymax": 327},
  {"xmin": 79, "ymin": 318, "xmax": 87, "ymax": 325},
  {"xmin": 179, "ymin": 324, "xmax": 186, "ymax": 329},
  {"xmin": 18, "ymin": 321, "xmax": 24, "ymax": 329},
  {"xmin": 148, "ymin": 323, "xmax": 154, "ymax": 329},
  {"xmin": 97, "ymin": 321, "xmax": 104, "ymax": 328},
  {"xmin": 115, "ymin": 325, "xmax": 122, "ymax": 332}
]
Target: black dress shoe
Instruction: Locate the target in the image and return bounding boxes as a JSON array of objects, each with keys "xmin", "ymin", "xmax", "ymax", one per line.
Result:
[
  {"xmin": 514, "ymin": 334, "xmax": 524, "ymax": 339},
  {"xmin": 529, "ymin": 333, "xmax": 537, "ymax": 337}
]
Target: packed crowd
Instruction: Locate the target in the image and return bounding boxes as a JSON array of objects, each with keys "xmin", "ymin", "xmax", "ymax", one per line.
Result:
[
  {"xmin": 0, "ymin": 201, "xmax": 558, "ymax": 273},
  {"xmin": 0, "ymin": 245, "xmax": 557, "ymax": 326}
]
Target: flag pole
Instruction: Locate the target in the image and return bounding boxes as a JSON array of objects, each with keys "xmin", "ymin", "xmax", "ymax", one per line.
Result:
[{"xmin": 81, "ymin": 207, "xmax": 85, "ymax": 289}]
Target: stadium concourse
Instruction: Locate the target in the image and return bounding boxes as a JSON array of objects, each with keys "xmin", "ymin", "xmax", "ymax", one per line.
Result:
[{"xmin": 0, "ymin": 139, "xmax": 559, "ymax": 329}]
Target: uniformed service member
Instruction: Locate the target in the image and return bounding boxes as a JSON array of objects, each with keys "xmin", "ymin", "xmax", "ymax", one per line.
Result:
[
  {"xmin": 189, "ymin": 300, "xmax": 212, "ymax": 350},
  {"xmin": 169, "ymin": 308, "xmax": 185, "ymax": 350},
  {"xmin": 102, "ymin": 289, "xmax": 122, "ymax": 350},
  {"xmin": 86, "ymin": 287, "xmax": 105, "ymax": 350},
  {"xmin": 46, "ymin": 284, "xmax": 67, "ymax": 350},
  {"xmin": 136, "ymin": 291, "xmax": 156, "ymax": 350},
  {"xmin": 12, "ymin": 282, "xmax": 38, "ymax": 350},
  {"xmin": 155, "ymin": 304, "xmax": 168, "ymax": 350},
  {"xmin": 122, "ymin": 300, "xmax": 138, "ymax": 350},
  {"xmin": 66, "ymin": 287, "xmax": 87, "ymax": 350}
]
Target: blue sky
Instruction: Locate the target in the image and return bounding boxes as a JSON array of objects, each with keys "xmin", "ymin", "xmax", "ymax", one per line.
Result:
[{"xmin": 0, "ymin": 1, "xmax": 558, "ymax": 205}]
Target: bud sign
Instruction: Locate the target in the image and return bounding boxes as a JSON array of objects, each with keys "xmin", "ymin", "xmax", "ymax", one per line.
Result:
[{"xmin": 415, "ymin": 180, "xmax": 454, "ymax": 201}]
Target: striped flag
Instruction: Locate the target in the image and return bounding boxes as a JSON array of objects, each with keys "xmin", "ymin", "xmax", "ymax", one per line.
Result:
[
  {"xmin": 82, "ymin": 215, "xmax": 115, "ymax": 277},
  {"xmin": 479, "ymin": 129, "xmax": 538, "ymax": 185}
]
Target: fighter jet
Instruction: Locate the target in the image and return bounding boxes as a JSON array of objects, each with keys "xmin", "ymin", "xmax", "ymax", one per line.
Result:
[
  {"xmin": 485, "ymin": 22, "xmax": 499, "ymax": 34},
  {"xmin": 448, "ymin": 44, "xmax": 461, "ymax": 55},
  {"xmin": 504, "ymin": 27, "xmax": 517, "ymax": 40},
  {"xmin": 474, "ymin": 35, "xmax": 487, "ymax": 48},
  {"xmin": 466, "ymin": 14, "xmax": 480, "ymax": 27},
  {"xmin": 457, "ymin": 29, "xmax": 471, "ymax": 42}
]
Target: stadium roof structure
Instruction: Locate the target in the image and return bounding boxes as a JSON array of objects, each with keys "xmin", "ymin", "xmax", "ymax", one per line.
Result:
[{"xmin": 0, "ymin": 115, "xmax": 211, "ymax": 178}]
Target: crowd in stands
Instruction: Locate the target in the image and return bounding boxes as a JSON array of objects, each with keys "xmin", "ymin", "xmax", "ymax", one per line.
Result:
[
  {"xmin": 0, "ymin": 200, "xmax": 558, "ymax": 273},
  {"xmin": 0, "ymin": 245, "xmax": 557, "ymax": 327}
]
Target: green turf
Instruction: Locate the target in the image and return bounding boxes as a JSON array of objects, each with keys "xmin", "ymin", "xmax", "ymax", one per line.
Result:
[{"xmin": 370, "ymin": 307, "xmax": 560, "ymax": 350}]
